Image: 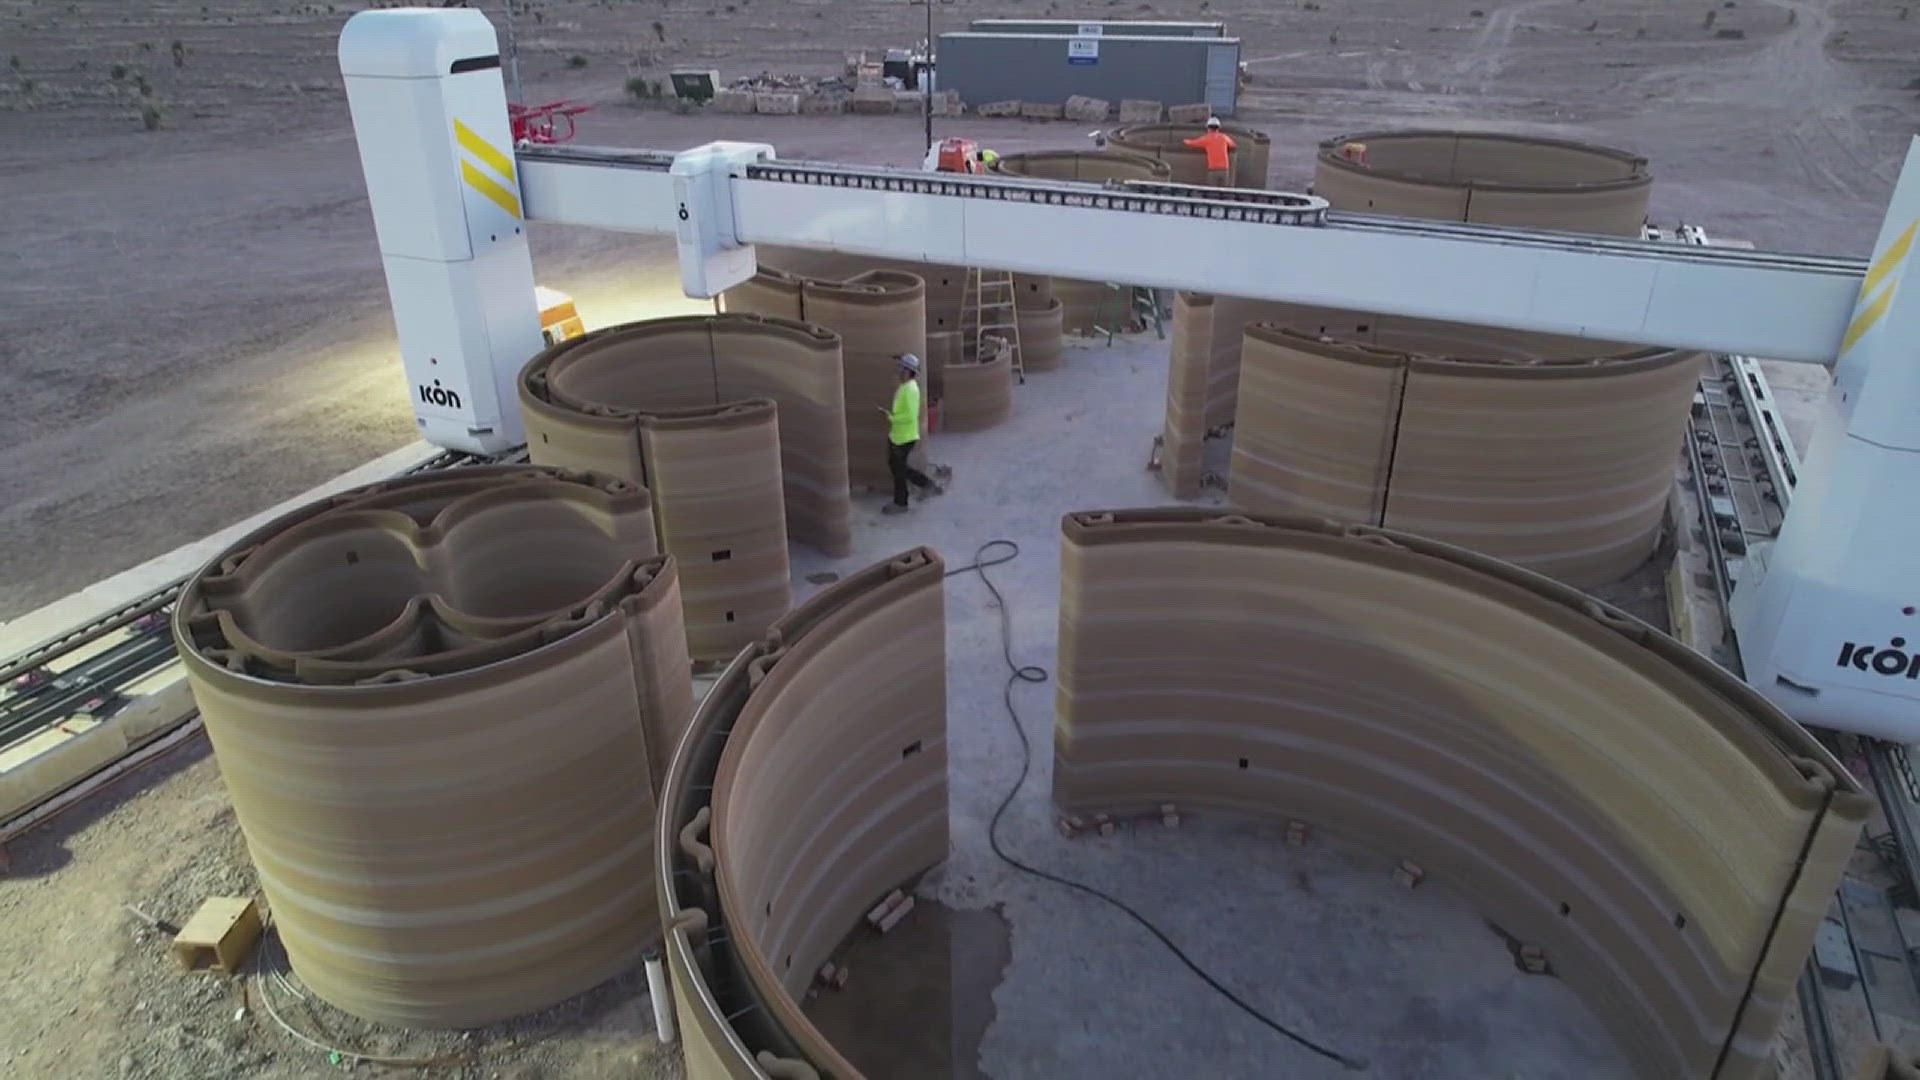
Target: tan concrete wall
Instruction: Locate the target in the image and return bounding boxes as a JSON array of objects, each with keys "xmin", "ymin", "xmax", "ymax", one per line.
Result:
[
  {"xmin": 1016, "ymin": 298, "xmax": 1066, "ymax": 372},
  {"xmin": 1161, "ymin": 292, "xmax": 1214, "ymax": 498},
  {"xmin": 521, "ymin": 313, "xmax": 849, "ymax": 561},
  {"xmin": 1161, "ymin": 133, "xmax": 1658, "ymax": 504},
  {"xmin": 1314, "ymin": 130, "xmax": 1651, "ymax": 236},
  {"xmin": 1054, "ymin": 508, "xmax": 1869, "ymax": 1080},
  {"xmin": 1106, "ymin": 122, "xmax": 1273, "ymax": 188},
  {"xmin": 1228, "ymin": 324, "xmax": 1704, "ymax": 587},
  {"xmin": 174, "ymin": 468, "xmax": 694, "ymax": 1028},
  {"xmin": 655, "ymin": 550, "xmax": 948, "ymax": 1080},
  {"xmin": 638, "ymin": 401, "xmax": 792, "ymax": 660},
  {"xmin": 801, "ymin": 272, "xmax": 929, "ymax": 488},
  {"xmin": 721, "ymin": 267, "xmax": 929, "ymax": 491},
  {"xmin": 941, "ymin": 339, "xmax": 1014, "ymax": 431}
]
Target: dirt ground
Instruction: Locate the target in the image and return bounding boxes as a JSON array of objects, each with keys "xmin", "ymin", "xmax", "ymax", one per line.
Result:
[{"xmin": 3, "ymin": 0, "xmax": 1918, "ymax": 1077}]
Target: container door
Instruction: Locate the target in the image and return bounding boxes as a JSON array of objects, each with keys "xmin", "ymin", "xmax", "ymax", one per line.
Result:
[{"xmin": 1203, "ymin": 41, "xmax": 1239, "ymax": 116}]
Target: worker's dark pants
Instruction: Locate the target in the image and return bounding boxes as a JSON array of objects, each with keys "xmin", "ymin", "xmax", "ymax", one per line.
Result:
[
  {"xmin": 889, "ymin": 440, "xmax": 933, "ymax": 506},
  {"xmin": 1206, "ymin": 167, "xmax": 1231, "ymax": 187}
]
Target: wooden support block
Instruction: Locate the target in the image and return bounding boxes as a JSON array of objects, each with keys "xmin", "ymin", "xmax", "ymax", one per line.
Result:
[
  {"xmin": 876, "ymin": 894, "xmax": 915, "ymax": 934},
  {"xmin": 1393, "ymin": 859, "xmax": 1425, "ymax": 889},
  {"xmin": 866, "ymin": 889, "xmax": 906, "ymax": 929},
  {"xmin": 1519, "ymin": 944, "xmax": 1551, "ymax": 974},
  {"xmin": 171, "ymin": 896, "xmax": 262, "ymax": 975},
  {"xmin": 1160, "ymin": 803, "xmax": 1180, "ymax": 828},
  {"xmin": 1285, "ymin": 820, "xmax": 1311, "ymax": 847}
]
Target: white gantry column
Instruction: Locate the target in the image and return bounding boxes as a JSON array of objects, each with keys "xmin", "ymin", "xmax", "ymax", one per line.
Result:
[
  {"xmin": 1735, "ymin": 137, "xmax": 1920, "ymax": 738},
  {"xmin": 339, "ymin": 8, "xmax": 542, "ymax": 453}
]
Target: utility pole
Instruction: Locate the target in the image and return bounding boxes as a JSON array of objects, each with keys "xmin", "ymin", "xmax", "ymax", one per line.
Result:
[
  {"xmin": 501, "ymin": 0, "xmax": 525, "ymax": 105},
  {"xmin": 921, "ymin": 0, "xmax": 934, "ymax": 152}
]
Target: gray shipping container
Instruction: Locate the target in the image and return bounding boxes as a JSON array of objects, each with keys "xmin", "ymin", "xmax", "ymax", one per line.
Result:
[
  {"xmin": 937, "ymin": 32, "xmax": 1240, "ymax": 116},
  {"xmin": 967, "ymin": 19, "xmax": 1225, "ymax": 38}
]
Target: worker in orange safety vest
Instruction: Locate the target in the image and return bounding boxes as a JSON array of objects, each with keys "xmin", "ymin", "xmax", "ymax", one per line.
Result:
[{"xmin": 1184, "ymin": 117, "xmax": 1236, "ymax": 186}]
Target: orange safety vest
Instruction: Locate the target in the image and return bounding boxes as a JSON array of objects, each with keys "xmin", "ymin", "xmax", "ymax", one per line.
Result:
[{"xmin": 1183, "ymin": 130, "xmax": 1237, "ymax": 172}]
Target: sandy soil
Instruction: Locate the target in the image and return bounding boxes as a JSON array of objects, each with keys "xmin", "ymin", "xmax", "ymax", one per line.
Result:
[{"xmin": 4, "ymin": 0, "xmax": 1919, "ymax": 1077}]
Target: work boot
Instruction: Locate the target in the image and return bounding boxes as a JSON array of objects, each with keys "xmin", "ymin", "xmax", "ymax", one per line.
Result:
[
  {"xmin": 915, "ymin": 482, "xmax": 946, "ymax": 502},
  {"xmin": 882, "ymin": 502, "xmax": 911, "ymax": 516}
]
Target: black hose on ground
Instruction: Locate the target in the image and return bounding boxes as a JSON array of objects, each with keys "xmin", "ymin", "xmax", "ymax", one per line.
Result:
[{"xmin": 944, "ymin": 539, "xmax": 1368, "ymax": 1073}]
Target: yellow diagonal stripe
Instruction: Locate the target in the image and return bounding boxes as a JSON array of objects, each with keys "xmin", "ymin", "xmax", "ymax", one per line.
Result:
[
  {"xmin": 453, "ymin": 118, "xmax": 515, "ymax": 184},
  {"xmin": 1841, "ymin": 281, "xmax": 1896, "ymax": 355},
  {"xmin": 1863, "ymin": 218, "xmax": 1918, "ymax": 299},
  {"xmin": 461, "ymin": 160, "xmax": 522, "ymax": 219}
]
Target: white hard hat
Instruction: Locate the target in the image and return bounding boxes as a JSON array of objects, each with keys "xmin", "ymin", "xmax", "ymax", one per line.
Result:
[
  {"xmin": 897, "ymin": 353, "xmax": 921, "ymax": 373},
  {"xmin": 1205, "ymin": 116, "xmax": 1222, "ymax": 128}
]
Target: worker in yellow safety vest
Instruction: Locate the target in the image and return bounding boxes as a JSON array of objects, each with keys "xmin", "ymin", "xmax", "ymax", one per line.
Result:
[
  {"xmin": 1183, "ymin": 117, "xmax": 1236, "ymax": 186},
  {"xmin": 880, "ymin": 354, "xmax": 945, "ymax": 514},
  {"xmin": 979, "ymin": 147, "xmax": 1001, "ymax": 170}
]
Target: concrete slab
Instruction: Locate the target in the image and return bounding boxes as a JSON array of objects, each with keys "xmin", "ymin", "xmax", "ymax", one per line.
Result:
[{"xmin": 789, "ymin": 331, "xmax": 1628, "ymax": 1078}]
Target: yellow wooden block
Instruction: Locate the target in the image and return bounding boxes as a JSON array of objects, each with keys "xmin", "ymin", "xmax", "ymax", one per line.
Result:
[{"xmin": 171, "ymin": 896, "xmax": 262, "ymax": 975}]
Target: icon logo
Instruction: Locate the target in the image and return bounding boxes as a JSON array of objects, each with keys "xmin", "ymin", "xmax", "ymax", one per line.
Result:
[
  {"xmin": 1837, "ymin": 637, "xmax": 1920, "ymax": 679},
  {"xmin": 418, "ymin": 379, "xmax": 462, "ymax": 410}
]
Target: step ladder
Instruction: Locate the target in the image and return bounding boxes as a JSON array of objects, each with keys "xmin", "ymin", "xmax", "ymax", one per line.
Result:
[
  {"xmin": 960, "ymin": 268, "xmax": 1024, "ymax": 384},
  {"xmin": 1093, "ymin": 284, "xmax": 1166, "ymax": 345}
]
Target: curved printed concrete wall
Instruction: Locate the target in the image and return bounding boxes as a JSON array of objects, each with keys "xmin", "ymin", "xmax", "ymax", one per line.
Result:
[
  {"xmin": 942, "ymin": 338, "xmax": 1014, "ymax": 431},
  {"xmin": 1162, "ymin": 132, "xmax": 1670, "ymax": 569},
  {"xmin": 174, "ymin": 467, "xmax": 694, "ymax": 1028},
  {"xmin": 720, "ymin": 268, "xmax": 929, "ymax": 490},
  {"xmin": 520, "ymin": 312, "xmax": 847, "ymax": 556},
  {"xmin": 1055, "ymin": 508, "xmax": 1868, "ymax": 1080},
  {"xmin": 1227, "ymin": 322, "xmax": 1705, "ymax": 586},
  {"xmin": 1315, "ymin": 130, "xmax": 1651, "ymax": 236},
  {"xmin": 656, "ymin": 549, "xmax": 947, "ymax": 1079},
  {"xmin": 1106, "ymin": 122, "xmax": 1272, "ymax": 188},
  {"xmin": 1017, "ymin": 298, "xmax": 1066, "ymax": 372},
  {"xmin": 756, "ymin": 246, "xmax": 969, "ymax": 335},
  {"xmin": 993, "ymin": 151, "xmax": 1173, "ymax": 333},
  {"xmin": 1160, "ymin": 292, "xmax": 1216, "ymax": 495},
  {"xmin": 520, "ymin": 317, "xmax": 808, "ymax": 659}
]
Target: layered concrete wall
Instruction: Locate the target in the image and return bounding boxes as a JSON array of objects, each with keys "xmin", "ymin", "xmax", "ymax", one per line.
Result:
[
  {"xmin": 1054, "ymin": 508, "xmax": 1869, "ymax": 1080},
  {"xmin": 942, "ymin": 337, "xmax": 1014, "ymax": 431},
  {"xmin": 1161, "ymin": 292, "xmax": 1215, "ymax": 496},
  {"xmin": 174, "ymin": 467, "xmax": 694, "ymax": 1027},
  {"xmin": 1228, "ymin": 322, "xmax": 1705, "ymax": 586},
  {"xmin": 1017, "ymin": 298, "xmax": 1066, "ymax": 371},
  {"xmin": 520, "ymin": 316, "xmax": 829, "ymax": 657},
  {"xmin": 1106, "ymin": 122, "xmax": 1272, "ymax": 187},
  {"xmin": 720, "ymin": 268, "xmax": 929, "ymax": 488},
  {"xmin": 1162, "ymin": 132, "xmax": 1682, "ymax": 586},
  {"xmin": 656, "ymin": 549, "xmax": 947, "ymax": 1079},
  {"xmin": 1314, "ymin": 130, "xmax": 1652, "ymax": 236}
]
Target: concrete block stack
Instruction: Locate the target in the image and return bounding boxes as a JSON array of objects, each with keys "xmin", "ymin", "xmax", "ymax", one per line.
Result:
[
  {"xmin": 801, "ymin": 95, "xmax": 846, "ymax": 115},
  {"xmin": 849, "ymin": 88, "xmax": 895, "ymax": 115},
  {"xmin": 929, "ymin": 90, "xmax": 963, "ymax": 117},
  {"xmin": 977, "ymin": 100, "xmax": 1022, "ymax": 118},
  {"xmin": 754, "ymin": 92, "xmax": 800, "ymax": 116},
  {"xmin": 893, "ymin": 89, "xmax": 924, "ymax": 113},
  {"xmin": 1064, "ymin": 95, "xmax": 1111, "ymax": 123},
  {"xmin": 1119, "ymin": 99, "xmax": 1164, "ymax": 123},
  {"xmin": 712, "ymin": 88, "xmax": 757, "ymax": 114},
  {"xmin": 1167, "ymin": 102, "xmax": 1213, "ymax": 124},
  {"xmin": 1019, "ymin": 101, "xmax": 1065, "ymax": 120}
]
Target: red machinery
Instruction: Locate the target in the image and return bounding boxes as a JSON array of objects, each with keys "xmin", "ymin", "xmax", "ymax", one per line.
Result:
[
  {"xmin": 509, "ymin": 100, "xmax": 590, "ymax": 145},
  {"xmin": 933, "ymin": 136, "xmax": 985, "ymax": 174}
]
